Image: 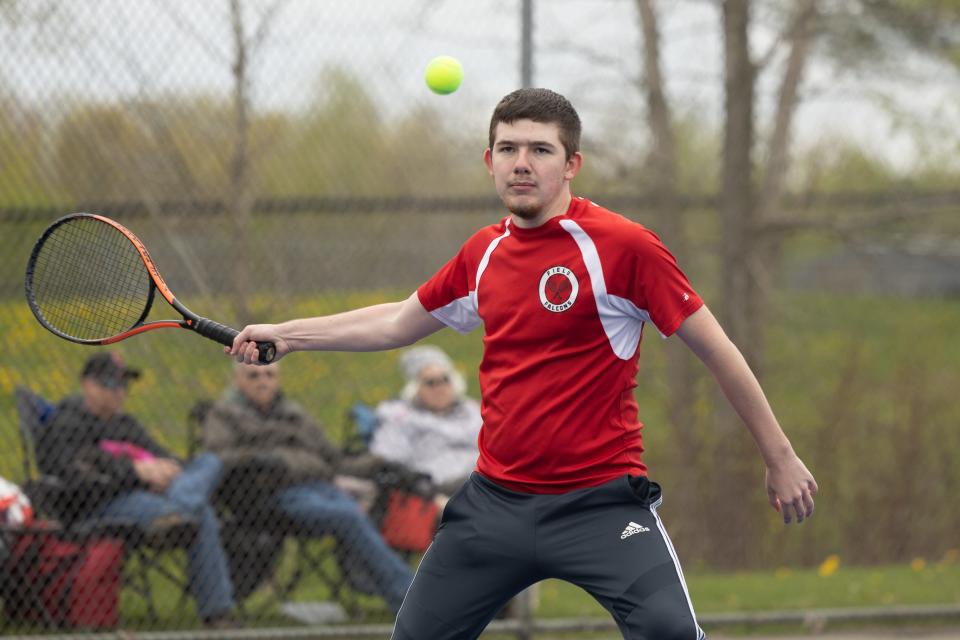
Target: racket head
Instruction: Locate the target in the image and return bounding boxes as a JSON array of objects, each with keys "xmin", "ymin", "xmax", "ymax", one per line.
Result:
[{"xmin": 25, "ymin": 213, "xmax": 159, "ymax": 344}]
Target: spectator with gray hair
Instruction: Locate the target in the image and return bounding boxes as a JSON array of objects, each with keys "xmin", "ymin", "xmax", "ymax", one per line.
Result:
[
  {"xmin": 370, "ymin": 346, "xmax": 481, "ymax": 499},
  {"xmin": 202, "ymin": 360, "xmax": 414, "ymax": 613}
]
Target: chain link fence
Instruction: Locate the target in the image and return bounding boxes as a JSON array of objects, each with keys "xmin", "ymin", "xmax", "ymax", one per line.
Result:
[
  {"xmin": 1, "ymin": 0, "xmax": 959, "ymax": 635},
  {"xmin": 0, "ymin": 1, "xmax": 623, "ymax": 633}
]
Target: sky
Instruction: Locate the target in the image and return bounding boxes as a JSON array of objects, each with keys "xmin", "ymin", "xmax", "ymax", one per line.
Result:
[{"xmin": 1, "ymin": 0, "xmax": 957, "ymax": 173}]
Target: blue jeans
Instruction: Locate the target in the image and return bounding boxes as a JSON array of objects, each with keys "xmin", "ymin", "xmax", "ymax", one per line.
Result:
[
  {"xmin": 276, "ymin": 481, "xmax": 414, "ymax": 612},
  {"xmin": 97, "ymin": 453, "xmax": 234, "ymax": 620}
]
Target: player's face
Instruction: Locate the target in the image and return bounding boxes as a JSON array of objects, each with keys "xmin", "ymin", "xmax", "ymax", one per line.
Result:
[
  {"xmin": 235, "ymin": 362, "xmax": 280, "ymax": 411},
  {"xmin": 484, "ymin": 119, "xmax": 582, "ymax": 227}
]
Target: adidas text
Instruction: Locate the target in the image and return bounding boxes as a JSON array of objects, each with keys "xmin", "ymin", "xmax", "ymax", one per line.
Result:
[{"xmin": 620, "ymin": 521, "xmax": 650, "ymax": 539}]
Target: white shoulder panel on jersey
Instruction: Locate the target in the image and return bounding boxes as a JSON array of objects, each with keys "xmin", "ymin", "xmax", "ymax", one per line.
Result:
[
  {"xmin": 475, "ymin": 219, "xmax": 512, "ymax": 299},
  {"xmin": 559, "ymin": 219, "xmax": 663, "ymax": 359},
  {"xmin": 428, "ymin": 221, "xmax": 512, "ymax": 334},
  {"xmin": 430, "ymin": 295, "xmax": 482, "ymax": 334}
]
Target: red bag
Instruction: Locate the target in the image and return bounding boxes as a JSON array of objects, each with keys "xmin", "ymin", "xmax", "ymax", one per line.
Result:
[
  {"xmin": 378, "ymin": 490, "xmax": 438, "ymax": 553},
  {"xmin": 4, "ymin": 525, "xmax": 123, "ymax": 628}
]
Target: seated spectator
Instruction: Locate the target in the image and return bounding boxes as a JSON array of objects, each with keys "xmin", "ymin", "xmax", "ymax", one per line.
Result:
[
  {"xmin": 202, "ymin": 361, "xmax": 414, "ymax": 613},
  {"xmin": 35, "ymin": 352, "xmax": 236, "ymax": 627},
  {"xmin": 369, "ymin": 345, "xmax": 536, "ymax": 621},
  {"xmin": 370, "ymin": 346, "xmax": 481, "ymax": 501}
]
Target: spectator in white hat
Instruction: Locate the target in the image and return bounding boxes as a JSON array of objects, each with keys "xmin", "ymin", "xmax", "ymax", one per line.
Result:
[{"xmin": 370, "ymin": 346, "xmax": 481, "ymax": 502}]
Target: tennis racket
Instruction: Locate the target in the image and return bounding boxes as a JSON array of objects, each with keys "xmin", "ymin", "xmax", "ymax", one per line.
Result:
[{"xmin": 25, "ymin": 212, "xmax": 275, "ymax": 363}]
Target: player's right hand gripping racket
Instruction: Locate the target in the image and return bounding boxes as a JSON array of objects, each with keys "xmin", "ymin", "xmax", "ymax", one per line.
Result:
[{"xmin": 25, "ymin": 213, "xmax": 275, "ymax": 363}]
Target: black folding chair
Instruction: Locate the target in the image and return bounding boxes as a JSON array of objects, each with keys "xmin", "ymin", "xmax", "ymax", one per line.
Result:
[
  {"xmin": 12, "ymin": 386, "xmax": 195, "ymax": 626},
  {"xmin": 345, "ymin": 402, "xmax": 439, "ymax": 560}
]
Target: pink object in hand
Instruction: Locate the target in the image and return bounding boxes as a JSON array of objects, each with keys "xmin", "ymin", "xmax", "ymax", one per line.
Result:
[{"xmin": 99, "ymin": 440, "xmax": 156, "ymax": 462}]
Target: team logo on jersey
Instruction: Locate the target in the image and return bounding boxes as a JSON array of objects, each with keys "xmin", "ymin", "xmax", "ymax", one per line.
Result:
[{"xmin": 538, "ymin": 266, "xmax": 579, "ymax": 313}]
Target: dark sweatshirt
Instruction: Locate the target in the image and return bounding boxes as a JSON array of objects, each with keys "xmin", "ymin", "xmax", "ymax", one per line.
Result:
[{"xmin": 36, "ymin": 394, "xmax": 174, "ymax": 505}]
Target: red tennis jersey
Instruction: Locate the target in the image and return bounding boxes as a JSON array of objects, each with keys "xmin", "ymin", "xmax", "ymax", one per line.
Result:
[{"xmin": 417, "ymin": 197, "xmax": 704, "ymax": 493}]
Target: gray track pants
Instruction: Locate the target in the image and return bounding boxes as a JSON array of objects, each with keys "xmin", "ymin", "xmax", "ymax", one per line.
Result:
[{"xmin": 391, "ymin": 472, "xmax": 706, "ymax": 639}]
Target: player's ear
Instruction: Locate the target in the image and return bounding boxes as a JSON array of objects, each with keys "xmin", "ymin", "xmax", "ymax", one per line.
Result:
[
  {"xmin": 483, "ymin": 148, "xmax": 494, "ymax": 176},
  {"xmin": 564, "ymin": 151, "xmax": 583, "ymax": 181}
]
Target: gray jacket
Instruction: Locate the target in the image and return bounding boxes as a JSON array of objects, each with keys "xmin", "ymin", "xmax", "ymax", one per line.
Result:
[{"xmin": 203, "ymin": 389, "xmax": 382, "ymax": 488}]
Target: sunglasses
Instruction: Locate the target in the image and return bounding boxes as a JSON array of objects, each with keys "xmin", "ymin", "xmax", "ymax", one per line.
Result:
[{"xmin": 421, "ymin": 375, "xmax": 451, "ymax": 388}]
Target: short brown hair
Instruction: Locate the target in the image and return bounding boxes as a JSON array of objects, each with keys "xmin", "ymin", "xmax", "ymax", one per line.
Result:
[{"xmin": 488, "ymin": 88, "xmax": 581, "ymax": 160}]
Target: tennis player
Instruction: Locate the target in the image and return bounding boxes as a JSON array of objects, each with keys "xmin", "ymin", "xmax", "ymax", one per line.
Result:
[{"xmin": 229, "ymin": 88, "xmax": 818, "ymax": 639}]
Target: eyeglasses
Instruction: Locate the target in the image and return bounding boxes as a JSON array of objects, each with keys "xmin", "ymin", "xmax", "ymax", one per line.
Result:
[
  {"xmin": 421, "ymin": 375, "xmax": 451, "ymax": 388},
  {"xmin": 97, "ymin": 377, "xmax": 129, "ymax": 390},
  {"xmin": 244, "ymin": 370, "xmax": 278, "ymax": 380}
]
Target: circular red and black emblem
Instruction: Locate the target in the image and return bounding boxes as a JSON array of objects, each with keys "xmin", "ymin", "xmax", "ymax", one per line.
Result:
[{"xmin": 538, "ymin": 266, "xmax": 579, "ymax": 313}]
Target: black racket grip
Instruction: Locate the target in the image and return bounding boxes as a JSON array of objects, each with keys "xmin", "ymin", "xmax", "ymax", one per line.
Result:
[{"xmin": 193, "ymin": 317, "xmax": 276, "ymax": 363}]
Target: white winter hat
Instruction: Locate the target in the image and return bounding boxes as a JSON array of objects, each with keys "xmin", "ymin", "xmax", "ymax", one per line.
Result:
[{"xmin": 399, "ymin": 345, "xmax": 454, "ymax": 381}]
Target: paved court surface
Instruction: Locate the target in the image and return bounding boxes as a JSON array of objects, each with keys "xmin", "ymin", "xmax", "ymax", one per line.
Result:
[
  {"xmin": 709, "ymin": 630, "xmax": 960, "ymax": 640},
  {"xmin": 547, "ymin": 624, "xmax": 960, "ymax": 639},
  {"xmin": 567, "ymin": 631, "xmax": 960, "ymax": 640}
]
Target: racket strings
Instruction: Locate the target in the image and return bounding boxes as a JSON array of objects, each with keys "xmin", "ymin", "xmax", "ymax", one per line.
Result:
[{"xmin": 29, "ymin": 217, "xmax": 153, "ymax": 341}]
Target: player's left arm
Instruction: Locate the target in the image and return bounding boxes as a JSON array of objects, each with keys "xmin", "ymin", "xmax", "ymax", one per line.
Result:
[{"xmin": 675, "ymin": 305, "xmax": 818, "ymax": 524}]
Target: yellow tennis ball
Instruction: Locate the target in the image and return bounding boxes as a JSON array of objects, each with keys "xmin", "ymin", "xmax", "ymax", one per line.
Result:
[{"xmin": 425, "ymin": 56, "xmax": 463, "ymax": 95}]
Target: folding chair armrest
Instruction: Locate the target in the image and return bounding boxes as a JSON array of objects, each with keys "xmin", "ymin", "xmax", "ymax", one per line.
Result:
[
  {"xmin": 31, "ymin": 473, "xmax": 112, "ymax": 495},
  {"xmin": 0, "ymin": 521, "xmax": 64, "ymax": 535},
  {"xmin": 70, "ymin": 518, "xmax": 141, "ymax": 541},
  {"xmin": 24, "ymin": 474, "xmax": 71, "ymax": 512},
  {"xmin": 373, "ymin": 464, "xmax": 436, "ymax": 498}
]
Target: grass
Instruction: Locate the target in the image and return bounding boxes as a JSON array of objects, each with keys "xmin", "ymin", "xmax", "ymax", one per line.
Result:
[
  {"xmin": 25, "ymin": 554, "xmax": 960, "ymax": 633},
  {"xmin": 11, "ymin": 548, "xmax": 957, "ymax": 631},
  {"xmin": 536, "ymin": 558, "xmax": 960, "ymax": 618}
]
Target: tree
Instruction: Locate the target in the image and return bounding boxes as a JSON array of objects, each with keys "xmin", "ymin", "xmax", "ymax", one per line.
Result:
[
  {"xmin": 224, "ymin": 0, "xmax": 288, "ymax": 324},
  {"xmin": 633, "ymin": 0, "xmax": 959, "ymax": 567}
]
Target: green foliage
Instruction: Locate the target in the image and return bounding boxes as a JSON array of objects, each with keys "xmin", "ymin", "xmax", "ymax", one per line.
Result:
[
  {"xmin": 385, "ymin": 104, "xmax": 488, "ymax": 195},
  {"xmin": 792, "ymin": 141, "xmax": 898, "ymax": 192},
  {"xmin": 0, "ymin": 287, "xmax": 483, "ymax": 478},
  {"xmin": 2, "ymin": 287, "xmax": 959, "ymax": 570},
  {"xmin": 0, "ymin": 100, "xmax": 64, "ymax": 207},
  {"xmin": 55, "ymin": 103, "xmax": 154, "ymax": 202},
  {"xmin": 50, "ymin": 96, "xmax": 288, "ymax": 204},
  {"xmin": 672, "ymin": 113, "xmax": 722, "ymax": 196},
  {"xmin": 261, "ymin": 68, "xmax": 389, "ymax": 195},
  {"xmin": 1, "ymin": 66, "xmax": 957, "ymax": 211},
  {"xmin": 0, "ymin": 66, "xmax": 489, "ymax": 208}
]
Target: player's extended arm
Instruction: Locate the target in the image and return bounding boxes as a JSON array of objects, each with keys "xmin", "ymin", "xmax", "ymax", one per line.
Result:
[
  {"xmin": 228, "ymin": 292, "xmax": 445, "ymax": 363},
  {"xmin": 675, "ymin": 305, "xmax": 818, "ymax": 524}
]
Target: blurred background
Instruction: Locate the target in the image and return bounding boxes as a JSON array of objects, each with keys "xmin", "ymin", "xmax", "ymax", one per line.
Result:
[{"xmin": 1, "ymin": 0, "xmax": 959, "ymax": 637}]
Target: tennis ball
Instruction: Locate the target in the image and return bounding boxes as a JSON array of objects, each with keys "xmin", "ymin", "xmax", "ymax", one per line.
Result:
[{"xmin": 424, "ymin": 55, "xmax": 463, "ymax": 95}]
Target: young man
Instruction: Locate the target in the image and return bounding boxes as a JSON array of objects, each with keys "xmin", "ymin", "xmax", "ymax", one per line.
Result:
[
  {"xmin": 37, "ymin": 352, "xmax": 236, "ymax": 626},
  {"xmin": 228, "ymin": 88, "xmax": 818, "ymax": 639}
]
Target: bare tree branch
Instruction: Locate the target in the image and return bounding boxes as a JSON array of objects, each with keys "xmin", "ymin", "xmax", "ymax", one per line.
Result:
[
  {"xmin": 250, "ymin": 0, "xmax": 288, "ymax": 53},
  {"xmin": 637, "ymin": 0, "xmax": 677, "ymax": 198},
  {"xmin": 757, "ymin": 0, "xmax": 818, "ymax": 222},
  {"xmin": 151, "ymin": 0, "xmax": 229, "ymax": 66},
  {"xmin": 755, "ymin": 30, "xmax": 785, "ymax": 70},
  {"xmin": 61, "ymin": 7, "xmax": 218, "ymax": 304}
]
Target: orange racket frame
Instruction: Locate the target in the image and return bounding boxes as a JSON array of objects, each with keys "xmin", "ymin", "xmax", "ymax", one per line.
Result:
[{"xmin": 25, "ymin": 213, "xmax": 274, "ymax": 363}]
